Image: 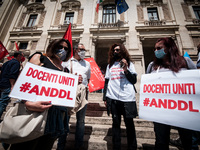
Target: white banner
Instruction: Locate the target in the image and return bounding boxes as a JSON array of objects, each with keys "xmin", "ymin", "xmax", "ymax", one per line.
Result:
[
  {"xmin": 10, "ymin": 62, "xmax": 78, "ymax": 107},
  {"xmin": 139, "ymin": 69, "xmax": 200, "ymax": 131}
]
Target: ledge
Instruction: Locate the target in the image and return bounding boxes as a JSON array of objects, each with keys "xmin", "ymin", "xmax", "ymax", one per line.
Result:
[
  {"xmin": 135, "ymin": 25, "xmax": 179, "ymax": 31},
  {"xmin": 10, "ymin": 30, "xmax": 43, "ymax": 36}
]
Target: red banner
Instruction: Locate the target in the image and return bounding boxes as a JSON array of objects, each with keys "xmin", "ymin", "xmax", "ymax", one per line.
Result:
[
  {"xmin": 0, "ymin": 41, "xmax": 9, "ymax": 60},
  {"xmin": 85, "ymin": 57, "xmax": 105, "ymax": 92}
]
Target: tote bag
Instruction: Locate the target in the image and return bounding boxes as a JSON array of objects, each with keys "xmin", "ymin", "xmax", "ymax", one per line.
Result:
[{"xmin": 0, "ymin": 102, "xmax": 48, "ymax": 144}]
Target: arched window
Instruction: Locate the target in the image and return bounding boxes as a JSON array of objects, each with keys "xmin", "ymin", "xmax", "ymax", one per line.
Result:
[{"xmin": 102, "ymin": 5, "xmax": 116, "ymax": 23}]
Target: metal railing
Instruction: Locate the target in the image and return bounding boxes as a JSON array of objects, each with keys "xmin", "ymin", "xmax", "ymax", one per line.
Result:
[
  {"xmin": 144, "ymin": 20, "xmax": 166, "ymax": 26},
  {"xmin": 98, "ymin": 20, "xmax": 124, "ymax": 28}
]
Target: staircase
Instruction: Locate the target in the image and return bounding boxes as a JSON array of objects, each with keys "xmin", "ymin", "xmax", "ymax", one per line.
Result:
[{"xmin": 52, "ymin": 93, "xmax": 179, "ymax": 150}]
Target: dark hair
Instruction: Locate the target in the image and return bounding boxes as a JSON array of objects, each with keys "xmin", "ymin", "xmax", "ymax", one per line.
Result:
[
  {"xmin": 153, "ymin": 37, "xmax": 187, "ymax": 72},
  {"xmin": 14, "ymin": 51, "xmax": 23, "ymax": 58},
  {"xmin": 108, "ymin": 43, "xmax": 131, "ymax": 68},
  {"xmin": 46, "ymin": 38, "xmax": 71, "ymax": 61}
]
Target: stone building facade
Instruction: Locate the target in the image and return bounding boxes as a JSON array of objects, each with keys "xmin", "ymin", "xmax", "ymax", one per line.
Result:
[{"xmin": 0, "ymin": 0, "xmax": 200, "ymax": 91}]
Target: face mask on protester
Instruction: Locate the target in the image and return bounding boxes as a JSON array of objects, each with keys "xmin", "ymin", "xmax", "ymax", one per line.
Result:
[
  {"xmin": 56, "ymin": 49, "xmax": 67, "ymax": 61},
  {"xmin": 78, "ymin": 51, "xmax": 85, "ymax": 59},
  {"xmin": 113, "ymin": 52, "xmax": 120, "ymax": 60},
  {"xmin": 154, "ymin": 48, "xmax": 166, "ymax": 59}
]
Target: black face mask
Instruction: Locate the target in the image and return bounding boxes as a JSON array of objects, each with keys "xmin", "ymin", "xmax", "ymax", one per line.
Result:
[{"xmin": 113, "ymin": 52, "xmax": 120, "ymax": 60}]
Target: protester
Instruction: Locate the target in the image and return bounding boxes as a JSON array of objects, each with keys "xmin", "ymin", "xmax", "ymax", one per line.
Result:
[
  {"xmin": 61, "ymin": 43, "xmax": 91, "ymax": 150},
  {"xmin": 9, "ymin": 38, "xmax": 71, "ymax": 150},
  {"xmin": 146, "ymin": 37, "xmax": 196, "ymax": 150},
  {"xmin": 103, "ymin": 43, "xmax": 138, "ymax": 150},
  {"xmin": 0, "ymin": 51, "xmax": 24, "ymax": 120}
]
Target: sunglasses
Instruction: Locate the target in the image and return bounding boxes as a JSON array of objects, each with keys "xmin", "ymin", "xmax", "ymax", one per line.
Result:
[
  {"xmin": 78, "ymin": 48, "xmax": 86, "ymax": 51},
  {"xmin": 58, "ymin": 45, "xmax": 69, "ymax": 51},
  {"xmin": 113, "ymin": 48, "xmax": 120, "ymax": 52}
]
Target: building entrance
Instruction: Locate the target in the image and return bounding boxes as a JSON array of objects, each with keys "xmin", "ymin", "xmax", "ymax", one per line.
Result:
[{"xmin": 142, "ymin": 38, "xmax": 157, "ymax": 71}]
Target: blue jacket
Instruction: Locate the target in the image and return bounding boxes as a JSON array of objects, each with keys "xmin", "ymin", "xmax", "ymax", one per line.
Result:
[{"xmin": 0, "ymin": 59, "xmax": 20, "ymax": 89}]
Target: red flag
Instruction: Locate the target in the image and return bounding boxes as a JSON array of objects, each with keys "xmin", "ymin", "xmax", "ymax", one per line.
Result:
[
  {"xmin": 85, "ymin": 57, "xmax": 105, "ymax": 92},
  {"xmin": 15, "ymin": 42, "xmax": 19, "ymax": 51},
  {"xmin": 96, "ymin": 0, "xmax": 102, "ymax": 13},
  {"xmin": 63, "ymin": 23, "xmax": 73, "ymax": 58},
  {"xmin": 0, "ymin": 41, "xmax": 9, "ymax": 60}
]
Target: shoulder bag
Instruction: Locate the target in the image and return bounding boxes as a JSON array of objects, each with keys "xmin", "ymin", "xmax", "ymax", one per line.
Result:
[{"xmin": 0, "ymin": 102, "xmax": 48, "ymax": 144}]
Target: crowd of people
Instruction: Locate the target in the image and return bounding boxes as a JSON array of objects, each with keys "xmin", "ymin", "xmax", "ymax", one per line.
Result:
[{"xmin": 0, "ymin": 37, "xmax": 199, "ymax": 150}]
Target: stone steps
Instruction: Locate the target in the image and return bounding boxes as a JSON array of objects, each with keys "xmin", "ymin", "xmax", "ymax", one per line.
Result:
[
  {"xmin": 67, "ymin": 123, "xmax": 178, "ymax": 139},
  {"xmin": 57, "ymin": 93, "xmax": 180, "ymax": 150},
  {"xmin": 52, "ymin": 134, "xmax": 179, "ymax": 150}
]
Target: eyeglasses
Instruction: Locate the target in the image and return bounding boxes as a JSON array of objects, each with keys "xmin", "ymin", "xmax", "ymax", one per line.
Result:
[
  {"xmin": 58, "ymin": 45, "xmax": 69, "ymax": 51},
  {"xmin": 113, "ymin": 48, "xmax": 120, "ymax": 52}
]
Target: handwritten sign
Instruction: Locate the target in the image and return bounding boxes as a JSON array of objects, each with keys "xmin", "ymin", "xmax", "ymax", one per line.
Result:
[
  {"xmin": 10, "ymin": 62, "xmax": 78, "ymax": 107},
  {"xmin": 139, "ymin": 69, "xmax": 200, "ymax": 131}
]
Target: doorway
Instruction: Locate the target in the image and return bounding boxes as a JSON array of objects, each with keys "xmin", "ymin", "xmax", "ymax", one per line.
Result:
[{"xmin": 141, "ymin": 38, "xmax": 157, "ymax": 71}]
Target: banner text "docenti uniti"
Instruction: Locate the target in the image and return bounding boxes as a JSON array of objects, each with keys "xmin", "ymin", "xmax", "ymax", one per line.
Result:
[{"xmin": 26, "ymin": 67, "xmax": 75, "ymax": 87}]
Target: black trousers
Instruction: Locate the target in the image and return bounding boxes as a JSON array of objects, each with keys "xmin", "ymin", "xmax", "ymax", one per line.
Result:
[
  {"xmin": 111, "ymin": 100, "xmax": 137, "ymax": 150},
  {"xmin": 154, "ymin": 122, "xmax": 192, "ymax": 150},
  {"xmin": 9, "ymin": 134, "xmax": 57, "ymax": 150}
]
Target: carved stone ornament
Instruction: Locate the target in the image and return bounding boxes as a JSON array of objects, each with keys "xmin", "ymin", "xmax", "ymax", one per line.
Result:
[
  {"xmin": 61, "ymin": 0, "xmax": 81, "ymax": 11},
  {"xmin": 140, "ymin": 0, "xmax": 163, "ymax": 6},
  {"xmin": 184, "ymin": 0, "xmax": 200, "ymax": 5},
  {"xmin": 26, "ymin": 3, "xmax": 45, "ymax": 12}
]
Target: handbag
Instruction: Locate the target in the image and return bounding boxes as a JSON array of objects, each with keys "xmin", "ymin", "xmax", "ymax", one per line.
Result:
[
  {"xmin": 68, "ymin": 84, "xmax": 88, "ymax": 115},
  {"xmin": 0, "ymin": 102, "xmax": 48, "ymax": 144}
]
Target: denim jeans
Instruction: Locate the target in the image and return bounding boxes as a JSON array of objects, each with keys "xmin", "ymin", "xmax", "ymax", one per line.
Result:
[
  {"xmin": 0, "ymin": 88, "xmax": 11, "ymax": 119},
  {"xmin": 111, "ymin": 100, "xmax": 137, "ymax": 150},
  {"xmin": 75, "ymin": 104, "xmax": 87, "ymax": 148},
  {"xmin": 192, "ymin": 131, "xmax": 199, "ymax": 150},
  {"xmin": 57, "ymin": 112, "xmax": 70, "ymax": 150}
]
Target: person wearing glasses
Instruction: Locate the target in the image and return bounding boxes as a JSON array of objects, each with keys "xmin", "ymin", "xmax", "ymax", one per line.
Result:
[
  {"xmin": 62, "ymin": 43, "xmax": 91, "ymax": 150},
  {"xmin": 103, "ymin": 43, "xmax": 138, "ymax": 150},
  {"xmin": 146, "ymin": 37, "xmax": 196, "ymax": 150},
  {"xmin": 9, "ymin": 39, "xmax": 71, "ymax": 150}
]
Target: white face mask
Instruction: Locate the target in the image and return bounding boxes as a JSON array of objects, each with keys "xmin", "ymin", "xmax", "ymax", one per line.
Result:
[{"xmin": 78, "ymin": 51, "xmax": 85, "ymax": 59}]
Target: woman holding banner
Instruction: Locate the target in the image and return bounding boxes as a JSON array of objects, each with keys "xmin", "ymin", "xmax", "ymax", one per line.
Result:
[
  {"xmin": 103, "ymin": 43, "xmax": 138, "ymax": 150},
  {"xmin": 146, "ymin": 37, "xmax": 196, "ymax": 150},
  {"xmin": 9, "ymin": 38, "xmax": 71, "ymax": 150}
]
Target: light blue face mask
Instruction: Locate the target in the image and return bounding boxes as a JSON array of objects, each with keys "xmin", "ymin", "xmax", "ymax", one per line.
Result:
[
  {"xmin": 154, "ymin": 48, "xmax": 166, "ymax": 59},
  {"xmin": 56, "ymin": 49, "xmax": 67, "ymax": 61}
]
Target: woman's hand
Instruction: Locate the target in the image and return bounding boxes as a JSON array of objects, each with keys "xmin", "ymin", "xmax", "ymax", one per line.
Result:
[
  {"xmin": 25, "ymin": 101, "xmax": 52, "ymax": 112},
  {"xmin": 75, "ymin": 73, "xmax": 83, "ymax": 84},
  {"xmin": 120, "ymin": 58, "xmax": 128, "ymax": 72},
  {"xmin": 104, "ymin": 101, "xmax": 107, "ymax": 107}
]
